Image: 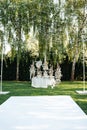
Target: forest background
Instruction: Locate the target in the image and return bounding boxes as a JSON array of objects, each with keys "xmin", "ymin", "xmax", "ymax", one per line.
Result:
[{"xmin": 0, "ymin": 0, "xmax": 87, "ymax": 81}]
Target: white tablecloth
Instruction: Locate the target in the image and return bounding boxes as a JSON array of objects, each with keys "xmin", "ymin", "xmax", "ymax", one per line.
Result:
[{"xmin": 32, "ymin": 76, "xmax": 56, "ymax": 88}]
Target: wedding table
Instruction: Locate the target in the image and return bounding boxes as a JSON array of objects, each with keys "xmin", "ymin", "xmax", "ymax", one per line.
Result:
[{"xmin": 32, "ymin": 76, "xmax": 56, "ymax": 88}]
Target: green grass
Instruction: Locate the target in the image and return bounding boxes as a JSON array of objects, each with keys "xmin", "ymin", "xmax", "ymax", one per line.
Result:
[{"xmin": 0, "ymin": 81, "xmax": 87, "ymax": 114}]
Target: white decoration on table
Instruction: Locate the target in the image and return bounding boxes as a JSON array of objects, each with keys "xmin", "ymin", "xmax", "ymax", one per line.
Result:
[
  {"xmin": 30, "ymin": 61, "xmax": 62, "ymax": 88},
  {"xmin": 43, "ymin": 70, "xmax": 48, "ymax": 77},
  {"xmin": 30, "ymin": 62, "xmax": 35, "ymax": 79},
  {"xmin": 36, "ymin": 60, "xmax": 42, "ymax": 69},
  {"xmin": 49, "ymin": 66, "xmax": 53, "ymax": 77},
  {"xmin": 55, "ymin": 65, "xmax": 62, "ymax": 83},
  {"xmin": 42, "ymin": 61, "xmax": 48, "ymax": 70},
  {"xmin": 37, "ymin": 71, "xmax": 42, "ymax": 77}
]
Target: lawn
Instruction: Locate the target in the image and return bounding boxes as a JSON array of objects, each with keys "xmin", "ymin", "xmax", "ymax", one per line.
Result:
[{"xmin": 0, "ymin": 81, "xmax": 87, "ymax": 114}]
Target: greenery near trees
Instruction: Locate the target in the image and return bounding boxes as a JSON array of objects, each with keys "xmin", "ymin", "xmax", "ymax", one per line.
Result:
[{"xmin": 0, "ymin": 0, "xmax": 87, "ymax": 81}]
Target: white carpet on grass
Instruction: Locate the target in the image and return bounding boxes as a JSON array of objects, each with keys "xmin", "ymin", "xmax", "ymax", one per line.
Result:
[{"xmin": 0, "ymin": 96, "xmax": 87, "ymax": 130}]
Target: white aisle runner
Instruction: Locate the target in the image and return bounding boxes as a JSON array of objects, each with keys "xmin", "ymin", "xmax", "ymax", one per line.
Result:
[{"xmin": 0, "ymin": 96, "xmax": 87, "ymax": 130}]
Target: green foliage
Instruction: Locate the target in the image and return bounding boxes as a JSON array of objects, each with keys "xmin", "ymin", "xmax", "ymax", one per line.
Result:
[{"xmin": 0, "ymin": 0, "xmax": 87, "ymax": 80}]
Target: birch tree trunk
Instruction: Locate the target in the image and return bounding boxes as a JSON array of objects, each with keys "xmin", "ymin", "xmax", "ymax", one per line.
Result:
[
  {"xmin": 16, "ymin": 48, "xmax": 20, "ymax": 81},
  {"xmin": 71, "ymin": 57, "xmax": 76, "ymax": 81}
]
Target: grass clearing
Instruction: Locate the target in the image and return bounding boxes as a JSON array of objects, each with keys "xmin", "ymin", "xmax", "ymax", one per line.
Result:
[{"xmin": 0, "ymin": 81, "xmax": 87, "ymax": 114}]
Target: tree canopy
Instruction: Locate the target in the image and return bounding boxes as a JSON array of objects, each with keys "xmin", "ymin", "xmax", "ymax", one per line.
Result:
[{"xmin": 0, "ymin": 0, "xmax": 87, "ymax": 80}]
